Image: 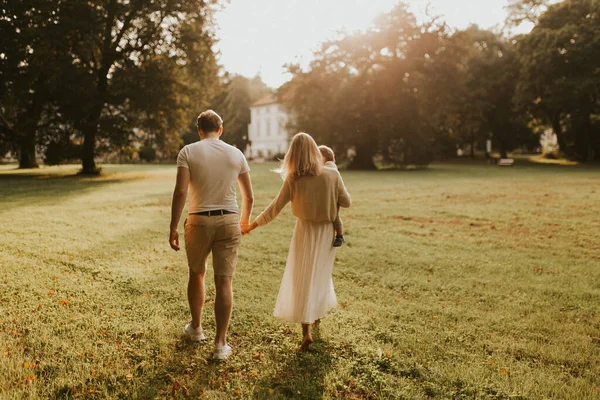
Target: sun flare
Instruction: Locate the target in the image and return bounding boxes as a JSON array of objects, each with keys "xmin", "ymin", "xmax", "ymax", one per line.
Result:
[{"xmin": 215, "ymin": 0, "xmax": 521, "ymax": 87}]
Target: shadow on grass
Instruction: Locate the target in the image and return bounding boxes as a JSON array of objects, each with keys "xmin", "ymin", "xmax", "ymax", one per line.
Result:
[
  {"xmin": 49, "ymin": 337, "xmax": 214, "ymax": 399},
  {"xmin": 134, "ymin": 338, "xmax": 215, "ymax": 398},
  {"xmin": 251, "ymin": 334, "xmax": 334, "ymax": 400},
  {"xmin": 113, "ymin": 334, "xmax": 335, "ymax": 399},
  {"xmin": 0, "ymin": 172, "xmax": 144, "ymax": 212}
]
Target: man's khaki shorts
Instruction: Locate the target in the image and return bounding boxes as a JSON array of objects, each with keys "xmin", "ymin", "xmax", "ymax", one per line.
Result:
[{"xmin": 184, "ymin": 213, "xmax": 241, "ymax": 276}]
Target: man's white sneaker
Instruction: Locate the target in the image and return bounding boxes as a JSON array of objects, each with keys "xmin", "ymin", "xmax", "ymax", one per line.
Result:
[
  {"xmin": 183, "ymin": 322, "xmax": 206, "ymax": 341},
  {"xmin": 213, "ymin": 343, "xmax": 232, "ymax": 360}
]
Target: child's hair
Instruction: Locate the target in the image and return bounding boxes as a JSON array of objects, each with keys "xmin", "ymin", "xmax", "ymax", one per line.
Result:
[
  {"xmin": 318, "ymin": 145, "xmax": 335, "ymax": 162},
  {"xmin": 277, "ymin": 132, "xmax": 323, "ymax": 180}
]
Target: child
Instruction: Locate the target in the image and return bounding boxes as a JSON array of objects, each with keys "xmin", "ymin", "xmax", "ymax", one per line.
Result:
[{"xmin": 318, "ymin": 145, "xmax": 345, "ymax": 247}]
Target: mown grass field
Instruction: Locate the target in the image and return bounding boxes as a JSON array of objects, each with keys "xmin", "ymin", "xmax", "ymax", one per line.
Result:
[{"xmin": 1, "ymin": 161, "xmax": 599, "ymax": 399}]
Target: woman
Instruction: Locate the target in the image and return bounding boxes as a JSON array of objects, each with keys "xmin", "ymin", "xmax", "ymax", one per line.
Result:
[{"xmin": 243, "ymin": 132, "xmax": 351, "ymax": 351}]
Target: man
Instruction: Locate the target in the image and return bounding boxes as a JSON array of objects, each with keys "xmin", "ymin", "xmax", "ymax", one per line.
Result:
[{"xmin": 169, "ymin": 110, "xmax": 254, "ymax": 360}]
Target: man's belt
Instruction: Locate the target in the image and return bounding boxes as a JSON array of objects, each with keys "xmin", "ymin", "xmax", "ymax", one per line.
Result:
[{"xmin": 191, "ymin": 209, "xmax": 237, "ymax": 217}]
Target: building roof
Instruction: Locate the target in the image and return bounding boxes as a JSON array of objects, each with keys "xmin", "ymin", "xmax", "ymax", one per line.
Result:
[{"xmin": 251, "ymin": 93, "xmax": 279, "ymax": 107}]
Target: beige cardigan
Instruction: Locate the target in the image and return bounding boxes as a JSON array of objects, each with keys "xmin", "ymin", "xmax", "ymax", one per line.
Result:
[{"xmin": 255, "ymin": 167, "xmax": 351, "ymax": 226}]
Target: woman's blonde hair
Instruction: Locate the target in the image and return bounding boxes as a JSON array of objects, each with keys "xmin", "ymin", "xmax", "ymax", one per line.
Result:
[{"xmin": 277, "ymin": 132, "xmax": 323, "ymax": 180}]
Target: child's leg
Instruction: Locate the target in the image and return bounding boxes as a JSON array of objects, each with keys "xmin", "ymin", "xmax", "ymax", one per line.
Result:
[
  {"xmin": 333, "ymin": 205, "xmax": 344, "ymax": 246},
  {"xmin": 333, "ymin": 204, "xmax": 343, "ymax": 236},
  {"xmin": 333, "ymin": 215, "xmax": 343, "ymax": 237}
]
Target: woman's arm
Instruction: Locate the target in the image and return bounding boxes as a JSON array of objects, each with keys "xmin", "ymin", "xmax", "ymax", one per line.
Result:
[
  {"xmin": 337, "ymin": 172, "xmax": 352, "ymax": 208},
  {"xmin": 244, "ymin": 180, "xmax": 291, "ymax": 234}
]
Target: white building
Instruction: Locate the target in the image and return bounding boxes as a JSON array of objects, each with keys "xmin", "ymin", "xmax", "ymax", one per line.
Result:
[{"xmin": 246, "ymin": 94, "xmax": 290, "ymax": 159}]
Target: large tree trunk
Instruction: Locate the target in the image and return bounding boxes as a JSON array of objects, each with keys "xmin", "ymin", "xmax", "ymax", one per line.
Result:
[
  {"xmin": 572, "ymin": 101, "xmax": 593, "ymax": 162},
  {"xmin": 593, "ymin": 123, "xmax": 600, "ymax": 161},
  {"xmin": 80, "ymin": 68, "xmax": 109, "ymax": 175},
  {"xmin": 16, "ymin": 83, "xmax": 45, "ymax": 169},
  {"xmin": 499, "ymin": 143, "xmax": 508, "ymax": 159},
  {"xmin": 494, "ymin": 129, "xmax": 508, "ymax": 159},
  {"xmin": 581, "ymin": 105, "xmax": 594, "ymax": 162},
  {"xmin": 81, "ymin": 123, "xmax": 98, "ymax": 174},
  {"xmin": 18, "ymin": 131, "xmax": 38, "ymax": 169}
]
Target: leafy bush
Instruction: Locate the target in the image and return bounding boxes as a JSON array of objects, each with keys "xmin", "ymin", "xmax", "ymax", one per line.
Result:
[
  {"xmin": 138, "ymin": 146, "xmax": 156, "ymax": 162},
  {"xmin": 44, "ymin": 140, "xmax": 81, "ymax": 165}
]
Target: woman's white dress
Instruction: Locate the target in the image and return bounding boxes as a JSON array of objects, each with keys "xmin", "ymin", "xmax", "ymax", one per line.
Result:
[
  {"xmin": 254, "ymin": 166, "xmax": 351, "ymax": 325},
  {"xmin": 273, "ymin": 219, "xmax": 337, "ymax": 324}
]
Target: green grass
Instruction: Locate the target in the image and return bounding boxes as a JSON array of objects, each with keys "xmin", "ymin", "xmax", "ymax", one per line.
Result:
[{"xmin": 1, "ymin": 162, "xmax": 599, "ymax": 399}]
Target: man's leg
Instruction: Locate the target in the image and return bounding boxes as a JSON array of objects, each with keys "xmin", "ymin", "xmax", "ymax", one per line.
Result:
[
  {"xmin": 211, "ymin": 215, "xmax": 241, "ymax": 347},
  {"xmin": 188, "ymin": 268, "xmax": 206, "ymax": 329},
  {"xmin": 184, "ymin": 215, "xmax": 213, "ymax": 331},
  {"xmin": 214, "ymin": 275, "xmax": 233, "ymax": 346}
]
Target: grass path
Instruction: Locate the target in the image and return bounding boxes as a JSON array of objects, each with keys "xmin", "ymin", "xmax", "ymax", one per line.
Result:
[{"xmin": 1, "ymin": 162, "xmax": 599, "ymax": 399}]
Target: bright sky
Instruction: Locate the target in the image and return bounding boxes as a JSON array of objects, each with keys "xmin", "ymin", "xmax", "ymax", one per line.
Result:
[{"xmin": 214, "ymin": 0, "xmax": 532, "ymax": 88}]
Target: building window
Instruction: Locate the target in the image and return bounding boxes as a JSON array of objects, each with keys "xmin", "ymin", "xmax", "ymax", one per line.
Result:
[{"xmin": 279, "ymin": 118, "xmax": 286, "ymax": 137}]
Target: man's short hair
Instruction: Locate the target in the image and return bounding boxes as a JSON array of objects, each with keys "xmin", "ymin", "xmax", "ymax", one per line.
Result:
[
  {"xmin": 197, "ymin": 110, "xmax": 223, "ymax": 133},
  {"xmin": 318, "ymin": 145, "xmax": 335, "ymax": 162}
]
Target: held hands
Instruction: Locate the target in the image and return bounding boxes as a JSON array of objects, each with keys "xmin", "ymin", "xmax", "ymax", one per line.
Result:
[{"xmin": 240, "ymin": 221, "xmax": 258, "ymax": 235}]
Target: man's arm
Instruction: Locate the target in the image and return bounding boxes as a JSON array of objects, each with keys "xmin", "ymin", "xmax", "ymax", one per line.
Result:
[
  {"xmin": 169, "ymin": 167, "xmax": 190, "ymax": 251},
  {"xmin": 237, "ymin": 172, "xmax": 254, "ymax": 229}
]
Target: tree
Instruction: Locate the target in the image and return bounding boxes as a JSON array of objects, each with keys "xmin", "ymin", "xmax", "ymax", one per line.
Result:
[
  {"xmin": 52, "ymin": 0, "xmax": 220, "ymax": 173},
  {"xmin": 0, "ymin": 0, "xmax": 63, "ymax": 168},
  {"xmin": 1, "ymin": 0, "xmax": 220, "ymax": 171},
  {"xmin": 280, "ymin": 4, "xmax": 537, "ymax": 168},
  {"xmin": 280, "ymin": 3, "xmax": 446, "ymax": 169},
  {"xmin": 516, "ymin": 0, "xmax": 600, "ymax": 161},
  {"xmin": 443, "ymin": 26, "xmax": 536, "ymax": 158},
  {"xmin": 506, "ymin": 0, "xmax": 551, "ymax": 26}
]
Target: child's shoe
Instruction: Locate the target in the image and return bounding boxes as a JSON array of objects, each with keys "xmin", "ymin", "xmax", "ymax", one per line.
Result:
[{"xmin": 333, "ymin": 235, "xmax": 344, "ymax": 247}]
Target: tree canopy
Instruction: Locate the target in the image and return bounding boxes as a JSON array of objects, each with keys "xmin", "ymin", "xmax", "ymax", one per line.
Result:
[
  {"xmin": 278, "ymin": 1, "xmax": 599, "ymax": 168},
  {"xmin": 1, "ymin": 0, "xmax": 220, "ymax": 171},
  {"xmin": 280, "ymin": 4, "xmax": 536, "ymax": 168},
  {"xmin": 515, "ymin": 0, "xmax": 600, "ymax": 161}
]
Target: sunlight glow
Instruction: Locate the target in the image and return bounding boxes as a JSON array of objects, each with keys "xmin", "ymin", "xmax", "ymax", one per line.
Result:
[{"xmin": 215, "ymin": 0, "xmax": 531, "ymax": 88}]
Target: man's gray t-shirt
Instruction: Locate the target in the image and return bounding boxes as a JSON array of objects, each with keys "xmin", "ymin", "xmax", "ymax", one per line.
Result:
[{"xmin": 176, "ymin": 138, "xmax": 250, "ymax": 213}]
